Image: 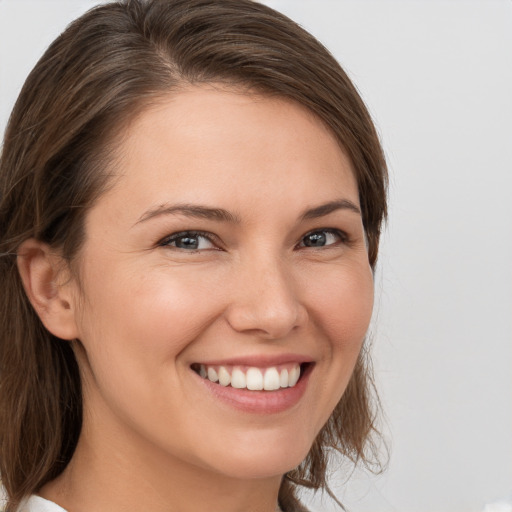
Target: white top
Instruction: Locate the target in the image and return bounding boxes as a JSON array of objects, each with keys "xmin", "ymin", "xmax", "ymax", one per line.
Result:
[
  {"xmin": 16, "ymin": 495, "xmax": 286, "ymax": 512},
  {"xmin": 17, "ymin": 496, "xmax": 67, "ymax": 512}
]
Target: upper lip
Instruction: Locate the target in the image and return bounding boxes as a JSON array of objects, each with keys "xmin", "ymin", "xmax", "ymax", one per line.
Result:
[{"xmin": 192, "ymin": 353, "xmax": 314, "ymax": 367}]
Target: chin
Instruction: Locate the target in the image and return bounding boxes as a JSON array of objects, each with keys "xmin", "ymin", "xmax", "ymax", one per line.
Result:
[
  {"xmin": 199, "ymin": 430, "xmax": 314, "ymax": 480},
  {"xmin": 213, "ymin": 455, "xmax": 306, "ymax": 481}
]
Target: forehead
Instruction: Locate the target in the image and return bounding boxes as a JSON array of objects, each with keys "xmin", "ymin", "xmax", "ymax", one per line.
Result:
[{"xmin": 95, "ymin": 85, "xmax": 359, "ymax": 223}]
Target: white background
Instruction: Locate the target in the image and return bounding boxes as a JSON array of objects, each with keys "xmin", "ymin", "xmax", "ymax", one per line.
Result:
[{"xmin": 1, "ymin": 1, "xmax": 511, "ymax": 511}]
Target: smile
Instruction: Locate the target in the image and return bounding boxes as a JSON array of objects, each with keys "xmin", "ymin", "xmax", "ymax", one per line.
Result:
[
  {"xmin": 190, "ymin": 358, "xmax": 314, "ymax": 414},
  {"xmin": 192, "ymin": 363, "xmax": 302, "ymax": 391}
]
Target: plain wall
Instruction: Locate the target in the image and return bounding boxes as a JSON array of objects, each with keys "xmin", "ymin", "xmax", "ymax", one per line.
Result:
[{"xmin": 1, "ymin": 1, "xmax": 511, "ymax": 511}]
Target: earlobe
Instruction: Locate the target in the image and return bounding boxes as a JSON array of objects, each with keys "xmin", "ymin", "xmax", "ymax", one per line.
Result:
[{"xmin": 17, "ymin": 239, "xmax": 79, "ymax": 341}]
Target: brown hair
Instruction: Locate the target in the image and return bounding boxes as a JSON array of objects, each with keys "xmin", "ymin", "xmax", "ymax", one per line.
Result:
[{"xmin": 0, "ymin": 0, "xmax": 387, "ymax": 510}]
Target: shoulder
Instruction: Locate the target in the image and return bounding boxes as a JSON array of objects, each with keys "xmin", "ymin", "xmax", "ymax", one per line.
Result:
[{"xmin": 16, "ymin": 496, "xmax": 67, "ymax": 512}]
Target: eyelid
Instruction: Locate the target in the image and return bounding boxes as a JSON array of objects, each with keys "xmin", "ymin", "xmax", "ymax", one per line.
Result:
[
  {"xmin": 158, "ymin": 230, "xmax": 221, "ymax": 250},
  {"xmin": 296, "ymin": 228, "xmax": 350, "ymax": 248},
  {"xmin": 157, "ymin": 228, "xmax": 351, "ymax": 251}
]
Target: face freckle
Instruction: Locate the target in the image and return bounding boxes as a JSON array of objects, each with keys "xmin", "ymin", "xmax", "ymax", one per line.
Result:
[{"xmin": 70, "ymin": 85, "xmax": 374, "ymax": 482}]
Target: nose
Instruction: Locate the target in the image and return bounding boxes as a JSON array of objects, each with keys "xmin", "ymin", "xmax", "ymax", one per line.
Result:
[{"xmin": 224, "ymin": 256, "xmax": 308, "ymax": 340}]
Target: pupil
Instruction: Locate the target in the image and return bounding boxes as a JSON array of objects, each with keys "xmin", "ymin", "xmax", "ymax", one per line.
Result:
[
  {"xmin": 305, "ymin": 232, "xmax": 326, "ymax": 247},
  {"xmin": 177, "ymin": 236, "xmax": 198, "ymax": 249}
]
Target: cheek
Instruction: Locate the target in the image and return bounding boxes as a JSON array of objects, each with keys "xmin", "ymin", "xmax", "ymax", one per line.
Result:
[
  {"xmin": 81, "ymin": 261, "xmax": 222, "ymax": 341},
  {"xmin": 133, "ymin": 266, "xmax": 230, "ymax": 338},
  {"xmin": 292, "ymin": 260, "xmax": 374, "ymax": 436},
  {"xmin": 73, "ymin": 264, "xmax": 227, "ymax": 428},
  {"xmin": 73, "ymin": 262, "xmax": 228, "ymax": 393},
  {"xmin": 304, "ymin": 261, "xmax": 374, "ymax": 350}
]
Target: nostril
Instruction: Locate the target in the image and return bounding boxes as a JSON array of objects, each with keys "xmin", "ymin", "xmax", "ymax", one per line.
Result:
[{"xmin": 223, "ymin": 275, "xmax": 307, "ymax": 339}]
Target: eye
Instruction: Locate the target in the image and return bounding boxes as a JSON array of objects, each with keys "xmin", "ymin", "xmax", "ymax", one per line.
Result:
[
  {"xmin": 298, "ymin": 229, "xmax": 347, "ymax": 248},
  {"xmin": 160, "ymin": 231, "xmax": 217, "ymax": 251}
]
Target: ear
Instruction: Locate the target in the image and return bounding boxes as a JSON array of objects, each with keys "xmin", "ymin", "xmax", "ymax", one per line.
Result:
[{"xmin": 17, "ymin": 239, "xmax": 79, "ymax": 340}]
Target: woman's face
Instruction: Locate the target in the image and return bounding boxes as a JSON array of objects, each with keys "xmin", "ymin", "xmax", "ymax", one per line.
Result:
[{"xmin": 69, "ymin": 86, "xmax": 374, "ymax": 480}]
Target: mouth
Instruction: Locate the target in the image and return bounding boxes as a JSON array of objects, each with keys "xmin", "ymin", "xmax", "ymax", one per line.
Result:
[{"xmin": 190, "ymin": 362, "xmax": 313, "ymax": 391}]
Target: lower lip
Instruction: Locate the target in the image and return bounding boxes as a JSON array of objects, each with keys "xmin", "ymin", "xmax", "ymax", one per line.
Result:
[{"xmin": 194, "ymin": 365, "xmax": 313, "ymax": 414}]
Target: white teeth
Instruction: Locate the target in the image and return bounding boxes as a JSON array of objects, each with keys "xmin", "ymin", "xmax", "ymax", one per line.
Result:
[
  {"xmin": 207, "ymin": 367, "xmax": 219, "ymax": 382},
  {"xmin": 279, "ymin": 368, "xmax": 289, "ymax": 388},
  {"xmin": 198, "ymin": 363, "xmax": 304, "ymax": 390},
  {"xmin": 288, "ymin": 365, "xmax": 300, "ymax": 387},
  {"xmin": 218, "ymin": 366, "xmax": 231, "ymax": 387},
  {"xmin": 263, "ymin": 367, "xmax": 280, "ymax": 391},
  {"xmin": 246, "ymin": 368, "xmax": 263, "ymax": 390},
  {"xmin": 231, "ymin": 368, "xmax": 246, "ymax": 389}
]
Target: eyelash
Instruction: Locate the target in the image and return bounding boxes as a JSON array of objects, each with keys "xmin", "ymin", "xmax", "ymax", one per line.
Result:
[
  {"xmin": 159, "ymin": 230, "xmax": 219, "ymax": 251},
  {"xmin": 158, "ymin": 229, "xmax": 350, "ymax": 252},
  {"xmin": 297, "ymin": 229, "xmax": 349, "ymax": 249}
]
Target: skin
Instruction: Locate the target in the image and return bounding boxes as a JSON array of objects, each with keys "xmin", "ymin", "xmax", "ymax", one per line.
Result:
[{"xmin": 20, "ymin": 86, "xmax": 374, "ymax": 512}]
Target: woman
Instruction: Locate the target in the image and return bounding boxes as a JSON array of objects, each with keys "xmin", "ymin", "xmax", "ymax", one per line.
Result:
[{"xmin": 0, "ymin": 1, "xmax": 387, "ymax": 511}]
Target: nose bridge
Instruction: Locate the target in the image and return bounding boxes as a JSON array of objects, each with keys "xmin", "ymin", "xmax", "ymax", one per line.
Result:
[{"xmin": 225, "ymin": 248, "xmax": 305, "ymax": 338}]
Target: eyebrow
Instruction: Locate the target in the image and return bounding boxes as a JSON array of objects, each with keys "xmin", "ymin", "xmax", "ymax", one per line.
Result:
[
  {"xmin": 135, "ymin": 198, "xmax": 361, "ymax": 226},
  {"xmin": 135, "ymin": 203, "xmax": 241, "ymax": 225},
  {"xmin": 300, "ymin": 199, "xmax": 361, "ymax": 220}
]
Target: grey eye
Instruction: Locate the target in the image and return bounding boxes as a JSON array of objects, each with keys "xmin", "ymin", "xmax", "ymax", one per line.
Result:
[
  {"xmin": 300, "ymin": 230, "xmax": 344, "ymax": 248},
  {"xmin": 162, "ymin": 231, "xmax": 216, "ymax": 250},
  {"xmin": 173, "ymin": 235, "xmax": 201, "ymax": 250}
]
